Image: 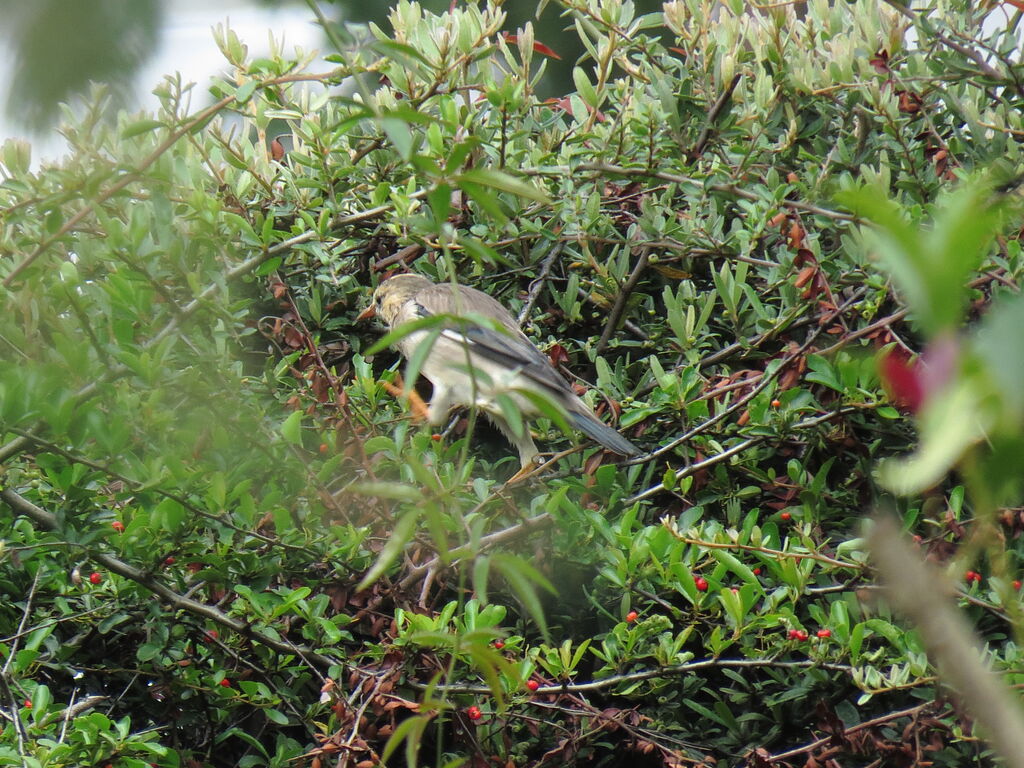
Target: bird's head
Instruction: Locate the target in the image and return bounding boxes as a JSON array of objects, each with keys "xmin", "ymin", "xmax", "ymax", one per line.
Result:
[{"xmin": 357, "ymin": 273, "xmax": 433, "ymax": 326}]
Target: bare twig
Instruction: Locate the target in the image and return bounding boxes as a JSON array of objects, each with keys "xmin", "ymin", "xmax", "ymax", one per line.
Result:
[
  {"xmin": 765, "ymin": 702, "xmax": 936, "ymax": 763},
  {"xmin": 517, "ymin": 241, "xmax": 564, "ymax": 328},
  {"xmin": 692, "ymin": 74, "xmax": 742, "ymax": 157},
  {"xmin": 407, "ymin": 656, "xmax": 855, "ymax": 695},
  {"xmin": 625, "ymin": 406, "xmax": 859, "ymax": 504},
  {"xmin": 596, "ymin": 247, "xmax": 650, "ymax": 354}
]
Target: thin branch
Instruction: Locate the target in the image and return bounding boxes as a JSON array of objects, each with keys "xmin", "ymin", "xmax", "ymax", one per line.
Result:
[
  {"xmin": 625, "ymin": 406, "xmax": 859, "ymax": 504},
  {"xmin": 692, "ymin": 74, "xmax": 742, "ymax": 157},
  {"xmin": 517, "ymin": 241, "xmax": 564, "ymax": 328},
  {"xmin": 765, "ymin": 702, "xmax": 936, "ymax": 763},
  {"xmin": 0, "ymin": 488, "xmax": 342, "ymax": 673},
  {"xmin": 669, "ymin": 532, "xmax": 865, "ymax": 571},
  {"xmin": 408, "ymin": 657, "xmax": 855, "ymax": 695},
  {"xmin": 596, "ymin": 246, "xmax": 650, "ymax": 354}
]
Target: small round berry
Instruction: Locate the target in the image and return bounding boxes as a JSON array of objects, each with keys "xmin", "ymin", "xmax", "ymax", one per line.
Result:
[
  {"xmin": 88, "ymin": 572, "xmax": 102, "ymax": 585},
  {"xmin": 780, "ymin": 512, "xmax": 792, "ymax": 522},
  {"xmin": 694, "ymin": 576, "xmax": 709, "ymax": 592},
  {"xmin": 164, "ymin": 556, "xmax": 176, "ymax": 566},
  {"xmin": 492, "ymin": 640, "xmax": 505, "ymax": 650},
  {"xmin": 431, "ymin": 433, "xmax": 442, "ymax": 442},
  {"xmin": 787, "ymin": 629, "xmax": 801, "ymax": 640},
  {"xmin": 771, "ymin": 399, "xmax": 781, "ymax": 408},
  {"xmin": 318, "ymin": 443, "xmax": 329, "ymax": 454},
  {"xmin": 730, "ymin": 587, "xmax": 739, "ymax": 593},
  {"xmin": 23, "ymin": 699, "xmax": 31, "ymax": 709},
  {"xmin": 526, "ymin": 680, "xmax": 539, "ymax": 692},
  {"xmin": 466, "ymin": 705, "xmax": 482, "ymax": 721},
  {"xmin": 111, "ymin": 521, "xmax": 125, "ymax": 533},
  {"xmin": 795, "ymin": 630, "xmax": 809, "ymax": 641},
  {"xmin": 965, "ymin": 570, "xmax": 982, "ymax": 584},
  {"xmin": 219, "ymin": 678, "xmax": 231, "ymax": 688},
  {"xmin": 203, "ymin": 630, "xmax": 219, "ymax": 643},
  {"xmin": 1014, "ymin": 580, "xmax": 1022, "ymax": 591},
  {"xmin": 752, "ymin": 568, "xmax": 762, "ymax": 576},
  {"xmin": 625, "ymin": 610, "xmax": 638, "ymax": 623},
  {"xmin": 816, "ymin": 629, "xmax": 832, "ymax": 639}
]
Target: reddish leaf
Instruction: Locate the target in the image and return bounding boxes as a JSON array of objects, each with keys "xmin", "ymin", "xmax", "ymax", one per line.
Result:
[
  {"xmin": 547, "ymin": 343, "xmax": 569, "ymax": 367},
  {"xmin": 879, "ymin": 348, "xmax": 925, "ymax": 413},
  {"xmin": 502, "ymin": 32, "xmax": 562, "ymax": 60},
  {"xmin": 869, "ymin": 50, "xmax": 890, "ymax": 74}
]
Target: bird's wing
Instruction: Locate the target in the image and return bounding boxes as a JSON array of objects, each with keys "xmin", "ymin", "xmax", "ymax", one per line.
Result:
[{"xmin": 412, "ymin": 283, "xmax": 570, "ymax": 395}]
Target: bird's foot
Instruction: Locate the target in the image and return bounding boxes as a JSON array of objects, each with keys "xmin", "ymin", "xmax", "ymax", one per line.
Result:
[{"xmin": 504, "ymin": 446, "xmax": 582, "ymax": 485}]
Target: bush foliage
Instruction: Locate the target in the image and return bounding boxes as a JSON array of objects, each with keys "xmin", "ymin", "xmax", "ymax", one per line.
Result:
[{"xmin": 2, "ymin": 1, "xmax": 1024, "ymax": 766}]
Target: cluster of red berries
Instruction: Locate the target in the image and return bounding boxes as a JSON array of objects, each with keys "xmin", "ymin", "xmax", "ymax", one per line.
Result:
[{"xmin": 788, "ymin": 628, "xmax": 831, "ymax": 641}]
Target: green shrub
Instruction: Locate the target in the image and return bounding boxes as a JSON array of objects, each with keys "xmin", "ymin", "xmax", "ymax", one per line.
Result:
[{"xmin": 2, "ymin": 1, "xmax": 1023, "ymax": 765}]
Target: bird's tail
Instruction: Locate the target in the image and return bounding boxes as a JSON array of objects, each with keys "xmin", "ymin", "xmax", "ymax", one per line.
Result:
[{"xmin": 568, "ymin": 409, "xmax": 641, "ymax": 457}]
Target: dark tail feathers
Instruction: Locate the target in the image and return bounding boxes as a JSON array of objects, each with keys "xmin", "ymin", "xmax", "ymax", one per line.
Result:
[{"xmin": 569, "ymin": 410, "xmax": 641, "ymax": 457}]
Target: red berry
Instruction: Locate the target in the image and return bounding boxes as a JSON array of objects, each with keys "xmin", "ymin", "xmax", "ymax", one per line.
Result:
[
  {"xmin": 787, "ymin": 629, "xmax": 801, "ymax": 640},
  {"xmin": 88, "ymin": 572, "xmax": 102, "ymax": 585},
  {"xmin": 816, "ymin": 629, "xmax": 832, "ymax": 639},
  {"xmin": 625, "ymin": 610, "xmax": 638, "ymax": 623},
  {"xmin": 752, "ymin": 568, "xmax": 762, "ymax": 576},
  {"xmin": 771, "ymin": 399, "xmax": 781, "ymax": 408},
  {"xmin": 1014, "ymin": 580, "xmax": 1022, "ymax": 591},
  {"xmin": 466, "ymin": 705, "xmax": 482, "ymax": 721},
  {"xmin": 431, "ymin": 433, "xmax": 442, "ymax": 442},
  {"xmin": 493, "ymin": 640, "xmax": 505, "ymax": 650},
  {"xmin": 318, "ymin": 443, "xmax": 329, "ymax": 454},
  {"xmin": 203, "ymin": 630, "xmax": 219, "ymax": 643},
  {"xmin": 795, "ymin": 630, "xmax": 808, "ymax": 641},
  {"xmin": 219, "ymin": 678, "xmax": 231, "ymax": 687},
  {"xmin": 694, "ymin": 576, "xmax": 709, "ymax": 592},
  {"xmin": 111, "ymin": 521, "xmax": 125, "ymax": 533},
  {"xmin": 23, "ymin": 699, "xmax": 31, "ymax": 709},
  {"xmin": 164, "ymin": 556, "xmax": 176, "ymax": 565},
  {"xmin": 965, "ymin": 570, "xmax": 982, "ymax": 584},
  {"xmin": 526, "ymin": 680, "xmax": 539, "ymax": 692},
  {"xmin": 780, "ymin": 512, "xmax": 792, "ymax": 521}
]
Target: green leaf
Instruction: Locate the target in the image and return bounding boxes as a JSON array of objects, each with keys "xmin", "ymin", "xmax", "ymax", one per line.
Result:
[
  {"xmin": 281, "ymin": 410, "xmax": 304, "ymax": 445},
  {"xmin": 235, "ymin": 81, "xmax": 258, "ymax": 104},
  {"xmin": 492, "ymin": 553, "xmax": 555, "ymax": 642},
  {"xmin": 121, "ymin": 119, "xmax": 164, "ymax": 139},
  {"xmin": 455, "ymin": 168, "xmax": 550, "ymax": 203},
  {"xmin": 358, "ymin": 510, "xmax": 419, "ymax": 589}
]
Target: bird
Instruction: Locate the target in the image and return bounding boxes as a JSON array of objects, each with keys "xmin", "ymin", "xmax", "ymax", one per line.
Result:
[{"xmin": 358, "ymin": 273, "xmax": 640, "ymax": 474}]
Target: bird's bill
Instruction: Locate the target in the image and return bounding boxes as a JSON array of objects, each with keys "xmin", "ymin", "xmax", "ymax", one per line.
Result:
[{"xmin": 356, "ymin": 304, "xmax": 377, "ymax": 321}]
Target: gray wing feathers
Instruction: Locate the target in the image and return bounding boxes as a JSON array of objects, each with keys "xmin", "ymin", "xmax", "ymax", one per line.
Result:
[{"xmin": 415, "ymin": 282, "xmax": 640, "ymax": 456}]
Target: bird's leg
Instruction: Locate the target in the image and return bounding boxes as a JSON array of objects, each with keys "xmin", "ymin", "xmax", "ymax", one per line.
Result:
[
  {"xmin": 427, "ymin": 384, "xmax": 456, "ymax": 426},
  {"xmin": 505, "ymin": 428, "xmax": 544, "ymax": 484},
  {"xmin": 506, "ymin": 445, "xmax": 581, "ymax": 484},
  {"xmin": 381, "ymin": 376, "xmax": 429, "ymax": 422}
]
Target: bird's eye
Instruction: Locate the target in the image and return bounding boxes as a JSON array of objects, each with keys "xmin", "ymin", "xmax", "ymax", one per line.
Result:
[{"xmin": 375, "ymin": 295, "xmax": 382, "ymax": 306}]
